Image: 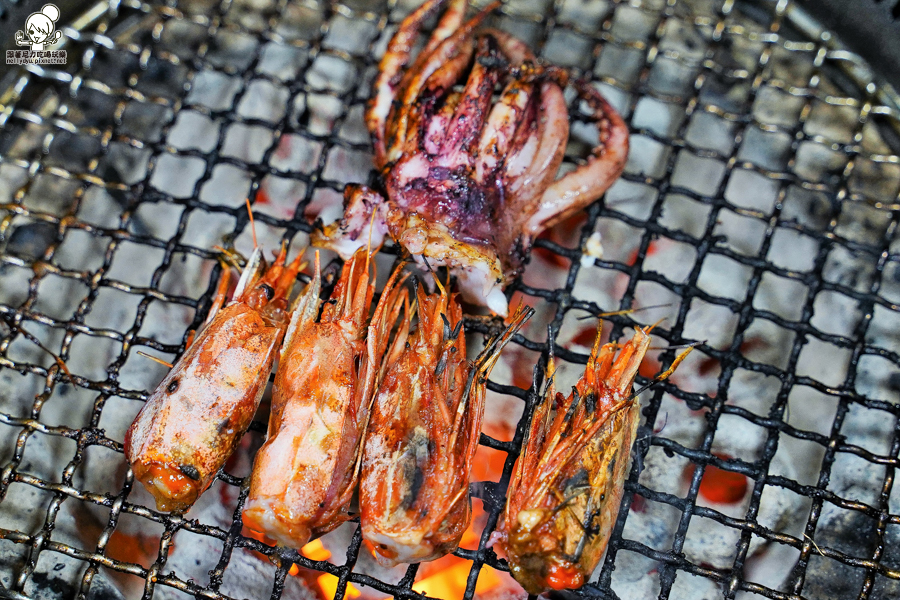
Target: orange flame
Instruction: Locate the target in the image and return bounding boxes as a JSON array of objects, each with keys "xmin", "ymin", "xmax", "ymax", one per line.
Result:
[
  {"xmin": 413, "ymin": 562, "xmax": 501, "ymax": 599},
  {"xmin": 242, "ymin": 527, "xmax": 361, "ymax": 598},
  {"xmin": 302, "ymin": 539, "xmax": 332, "ymax": 562},
  {"xmin": 318, "ymin": 573, "xmax": 362, "ymax": 599}
]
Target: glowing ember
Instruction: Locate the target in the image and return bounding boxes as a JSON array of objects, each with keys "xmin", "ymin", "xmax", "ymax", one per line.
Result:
[
  {"xmin": 105, "ymin": 529, "xmax": 160, "ymax": 567},
  {"xmin": 685, "ymin": 454, "xmax": 749, "ymax": 504},
  {"xmin": 627, "ymin": 240, "xmax": 659, "ymax": 266},
  {"xmin": 571, "ymin": 325, "xmax": 604, "ymax": 348},
  {"xmin": 637, "ymin": 351, "xmax": 661, "ymax": 379}
]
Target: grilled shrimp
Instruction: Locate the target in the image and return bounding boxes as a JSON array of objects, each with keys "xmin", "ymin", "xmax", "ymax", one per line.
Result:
[
  {"xmin": 243, "ymin": 249, "xmax": 410, "ymax": 549},
  {"xmin": 125, "ymin": 245, "xmax": 303, "ymax": 513},
  {"xmin": 499, "ymin": 325, "xmax": 690, "ymax": 593},
  {"xmin": 359, "ymin": 281, "xmax": 532, "ymax": 567}
]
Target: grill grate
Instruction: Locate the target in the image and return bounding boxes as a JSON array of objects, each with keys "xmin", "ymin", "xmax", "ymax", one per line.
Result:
[{"xmin": 1, "ymin": 1, "xmax": 900, "ymax": 600}]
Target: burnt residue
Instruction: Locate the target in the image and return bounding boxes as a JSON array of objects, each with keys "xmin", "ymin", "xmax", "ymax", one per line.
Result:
[
  {"xmin": 179, "ymin": 464, "xmax": 201, "ymax": 481},
  {"xmin": 399, "ymin": 428, "xmax": 430, "ymax": 510}
]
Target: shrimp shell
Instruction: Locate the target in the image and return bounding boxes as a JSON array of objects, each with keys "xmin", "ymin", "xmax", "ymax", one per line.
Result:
[
  {"xmin": 359, "ymin": 282, "xmax": 532, "ymax": 567},
  {"xmin": 500, "ymin": 326, "xmax": 654, "ymax": 593},
  {"xmin": 125, "ymin": 246, "xmax": 303, "ymax": 513},
  {"xmin": 243, "ymin": 249, "xmax": 410, "ymax": 549}
]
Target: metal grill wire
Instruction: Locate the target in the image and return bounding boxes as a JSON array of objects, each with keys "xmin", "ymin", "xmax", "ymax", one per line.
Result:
[{"xmin": 0, "ymin": 0, "xmax": 899, "ymax": 599}]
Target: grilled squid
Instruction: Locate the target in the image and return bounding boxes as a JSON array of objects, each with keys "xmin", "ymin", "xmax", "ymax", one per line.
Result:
[
  {"xmin": 498, "ymin": 326, "xmax": 690, "ymax": 593},
  {"xmin": 359, "ymin": 280, "xmax": 532, "ymax": 566},
  {"xmin": 125, "ymin": 246, "xmax": 303, "ymax": 513},
  {"xmin": 314, "ymin": 0, "xmax": 629, "ymax": 315},
  {"xmin": 242, "ymin": 249, "xmax": 409, "ymax": 548}
]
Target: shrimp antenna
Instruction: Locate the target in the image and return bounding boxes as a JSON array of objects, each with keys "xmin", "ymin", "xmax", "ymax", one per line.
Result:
[
  {"xmin": 546, "ymin": 325, "xmax": 558, "ymax": 382},
  {"xmin": 629, "ymin": 343, "xmax": 698, "ymax": 398},
  {"xmin": 213, "ymin": 245, "xmax": 244, "ymax": 270},
  {"xmin": 137, "ymin": 351, "xmax": 174, "ymax": 369},
  {"xmin": 245, "ymin": 198, "xmax": 258, "ymax": 250},
  {"xmin": 577, "ymin": 304, "xmax": 673, "ymax": 320},
  {"xmin": 11, "ymin": 323, "xmax": 73, "ymax": 380},
  {"xmin": 590, "ymin": 320, "xmax": 604, "ymax": 360},
  {"xmin": 650, "ymin": 342, "xmax": 696, "ymax": 351},
  {"xmin": 645, "ymin": 317, "xmax": 667, "ymax": 334}
]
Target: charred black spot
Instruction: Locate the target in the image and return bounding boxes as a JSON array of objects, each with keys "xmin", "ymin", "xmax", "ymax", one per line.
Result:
[
  {"xmin": 259, "ymin": 283, "xmax": 275, "ymax": 300},
  {"xmin": 563, "ymin": 468, "xmax": 590, "ymax": 492},
  {"xmin": 584, "ymin": 392, "xmax": 596, "ymax": 413},
  {"xmin": 507, "ymin": 237, "xmax": 529, "ymax": 273},
  {"xmin": 435, "ymin": 354, "xmax": 448, "ymax": 378},
  {"xmin": 447, "ymin": 318, "xmax": 463, "ymax": 341},
  {"xmin": 476, "ymin": 55, "xmax": 509, "ymax": 71},
  {"xmin": 166, "ymin": 378, "xmax": 180, "ymax": 394},
  {"xmin": 179, "ymin": 464, "xmax": 200, "ymax": 480},
  {"xmin": 441, "ymin": 313, "xmax": 452, "ymax": 341},
  {"xmin": 400, "ymin": 430, "xmax": 429, "ymax": 509},
  {"xmin": 217, "ymin": 418, "xmax": 231, "ymax": 434},
  {"xmin": 563, "ymin": 391, "xmax": 580, "ymax": 423},
  {"xmin": 407, "ymin": 464, "xmax": 425, "ymax": 508}
]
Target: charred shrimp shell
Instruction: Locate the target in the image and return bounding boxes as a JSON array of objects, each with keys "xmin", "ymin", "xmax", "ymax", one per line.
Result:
[{"xmin": 125, "ymin": 246, "xmax": 303, "ymax": 513}]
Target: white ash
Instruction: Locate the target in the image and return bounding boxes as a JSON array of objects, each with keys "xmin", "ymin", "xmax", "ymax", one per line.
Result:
[{"xmin": 581, "ymin": 231, "xmax": 604, "ymax": 264}]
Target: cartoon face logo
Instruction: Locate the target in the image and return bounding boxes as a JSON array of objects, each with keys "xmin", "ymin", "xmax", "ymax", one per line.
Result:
[{"xmin": 15, "ymin": 4, "xmax": 62, "ymax": 51}]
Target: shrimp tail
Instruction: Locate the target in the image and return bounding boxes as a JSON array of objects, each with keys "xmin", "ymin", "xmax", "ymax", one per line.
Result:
[
  {"xmin": 369, "ymin": 265, "xmax": 413, "ymax": 382},
  {"xmin": 360, "ymin": 263, "xmax": 412, "ymax": 415},
  {"xmin": 233, "ymin": 246, "xmax": 266, "ymax": 301},
  {"xmin": 201, "ymin": 260, "xmax": 233, "ymax": 331},
  {"xmin": 323, "ymin": 248, "xmax": 376, "ymax": 330},
  {"xmin": 274, "ymin": 247, "xmax": 305, "ymax": 300},
  {"xmin": 282, "ymin": 252, "xmax": 322, "ymax": 358}
]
